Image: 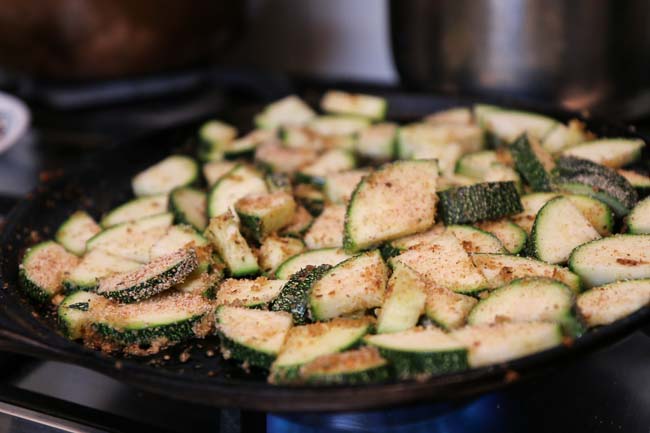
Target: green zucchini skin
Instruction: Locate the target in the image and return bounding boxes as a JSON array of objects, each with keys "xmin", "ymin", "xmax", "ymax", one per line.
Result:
[
  {"xmin": 19, "ymin": 241, "xmax": 79, "ymax": 304},
  {"xmin": 19, "ymin": 268, "xmax": 52, "ymax": 304},
  {"xmin": 510, "ymin": 134, "xmax": 555, "ymax": 192},
  {"xmin": 270, "ymin": 264, "xmax": 332, "ymax": 324},
  {"xmin": 299, "ymin": 348, "xmax": 392, "ymax": 385},
  {"xmin": 376, "ymin": 348, "xmax": 468, "ymax": 378},
  {"xmin": 238, "ymin": 213, "xmax": 264, "ymax": 243},
  {"xmin": 437, "ymin": 181, "xmax": 523, "ymax": 225},
  {"xmin": 304, "ymin": 365, "xmax": 391, "ymax": 385},
  {"xmin": 218, "ymin": 333, "xmax": 276, "ymax": 369},
  {"xmin": 93, "ymin": 314, "xmax": 206, "ymax": 345}
]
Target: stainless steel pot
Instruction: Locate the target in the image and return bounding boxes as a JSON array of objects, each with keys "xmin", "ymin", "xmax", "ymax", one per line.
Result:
[{"xmin": 391, "ymin": 0, "xmax": 650, "ymax": 119}]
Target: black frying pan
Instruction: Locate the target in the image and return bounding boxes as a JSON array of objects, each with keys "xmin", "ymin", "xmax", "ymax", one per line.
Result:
[{"xmin": 0, "ymin": 95, "xmax": 649, "ymax": 412}]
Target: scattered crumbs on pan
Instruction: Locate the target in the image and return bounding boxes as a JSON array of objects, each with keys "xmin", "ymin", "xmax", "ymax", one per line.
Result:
[
  {"xmin": 207, "ymin": 370, "xmax": 217, "ymax": 377},
  {"xmin": 179, "ymin": 350, "xmax": 191, "ymax": 363},
  {"xmin": 114, "ymin": 360, "xmax": 123, "ymax": 370},
  {"xmin": 562, "ymin": 336, "xmax": 574, "ymax": 348},
  {"xmin": 196, "ymin": 343, "xmax": 203, "ymax": 349},
  {"xmin": 205, "ymin": 349, "xmax": 215, "ymax": 358},
  {"xmin": 163, "ymin": 354, "xmax": 171, "ymax": 361},
  {"xmin": 504, "ymin": 370, "xmax": 520, "ymax": 383}
]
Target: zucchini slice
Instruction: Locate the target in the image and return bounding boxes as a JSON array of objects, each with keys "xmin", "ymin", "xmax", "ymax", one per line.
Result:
[
  {"xmin": 235, "ymin": 191, "xmax": 296, "ymax": 242},
  {"xmin": 477, "ymin": 106, "xmax": 559, "ymax": 142},
  {"xmin": 364, "ymin": 327, "xmax": 468, "ymax": 378},
  {"xmin": 529, "ymin": 197, "xmax": 601, "ymax": 264},
  {"xmin": 19, "ymin": 241, "xmax": 80, "ymax": 303},
  {"xmin": 467, "ymin": 277, "xmax": 575, "ymax": 326},
  {"xmin": 308, "ymin": 115, "xmax": 370, "ymax": 137},
  {"xmin": 397, "ymin": 123, "xmax": 483, "ymax": 157},
  {"xmin": 376, "ymin": 262, "xmax": 427, "ymax": 334},
  {"xmin": 265, "ymin": 172, "xmax": 292, "ymax": 194},
  {"xmin": 483, "ymin": 163, "xmax": 522, "ymax": 192},
  {"xmin": 381, "ymin": 224, "xmax": 446, "ymax": 258},
  {"xmin": 577, "ymin": 279, "xmax": 650, "ymax": 327},
  {"xmin": 280, "ymin": 205, "xmax": 314, "ymax": 238},
  {"xmin": 280, "ymin": 126, "xmax": 325, "ymax": 151},
  {"xmin": 169, "ymin": 187, "xmax": 208, "ymax": 231},
  {"xmin": 132, "ymin": 155, "xmax": 198, "ymax": 197},
  {"xmin": 472, "ymin": 253, "xmax": 581, "ymax": 293},
  {"xmin": 87, "ymin": 213, "xmax": 173, "ymax": 263},
  {"xmin": 63, "ymin": 249, "xmax": 141, "ymax": 293},
  {"xmin": 274, "ymin": 248, "xmax": 351, "ymax": 280},
  {"xmin": 203, "ymin": 160, "xmax": 237, "ymax": 187},
  {"xmin": 412, "ymin": 142, "xmax": 463, "ymax": 178},
  {"xmin": 197, "ymin": 120, "xmax": 237, "ymax": 162},
  {"xmin": 270, "ymin": 317, "xmax": 373, "ymax": 383},
  {"xmin": 255, "ymin": 95, "xmax": 316, "ymax": 129},
  {"xmin": 207, "ymin": 164, "xmax": 268, "ymax": 218},
  {"xmin": 309, "ymin": 250, "xmax": 389, "ymax": 321},
  {"xmin": 569, "ymin": 234, "xmax": 650, "ymax": 288},
  {"xmin": 256, "ymin": 141, "xmax": 318, "ymax": 175},
  {"xmin": 344, "ymin": 160, "xmax": 439, "ymax": 253},
  {"xmin": 389, "ymin": 233, "xmax": 488, "ymax": 294},
  {"xmin": 323, "ymin": 169, "xmax": 369, "ymax": 204},
  {"xmin": 425, "ymin": 286, "xmax": 477, "ymax": 330},
  {"xmin": 626, "ymin": 196, "xmax": 650, "ymax": 234},
  {"xmin": 149, "ymin": 225, "xmax": 211, "ymax": 270},
  {"xmin": 296, "ymin": 149, "xmax": 356, "ymax": 186},
  {"xmin": 437, "ymin": 181, "xmax": 523, "ymax": 225},
  {"xmin": 475, "ymin": 219, "xmax": 527, "ymax": 254},
  {"xmin": 258, "ymin": 235, "xmax": 305, "ymax": 275},
  {"xmin": 446, "ymin": 225, "xmax": 506, "ymax": 254},
  {"xmin": 215, "ymin": 277, "xmax": 286, "ymax": 308},
  {"xmin": 101, "ymin": 195, "xmax": 169, "ymax": 228},
  {"xmin": 355, "ymin": 123, "xmax": 396, "ymax": 161},
  {"xmin": 293, "ymin": 184, "xmax": 325, "ymax": 217},
  {"xmin": 455, "ymin": 151, "xmax": 498, "ymax": 179},
  {"xmin": 90, "ymin": 291, "xmax": 214, "ymax": 346},
  {"xmin": 176, "ymin": 271, "xmax": 221, "ymax": 296},
  {"xmin": 298, "ymin": 347, "xmax": 391, "ymax": 385},
  {"xmin": 424, "ymin": 107, "xmax": 472, "ymax": 125},
  {"xmin": 509, "ymin": 134, "xmax": 555, "ymax": 192},
  {"xmin": 303, "ymin": 205, "xmax": 346, "ymax": 249},
  {"xmin": 216, "ymin": 306, "xmax": 293, "ymax": 368},
  {"xmin": 55, "ymin": 211, "xmax": 101, "ymax": 256},
  {"xmin": 270, "ymin": 265, "xmax": 332, "ymax": 325},
  {"xmin": 320, "ymin": 90, "xmax": 387, "ymax": 120},
  {"xmin": 618, "ymin": 169, "xmax": 650, "ymax": 198},
  {"xmin": 58, "ymin": 290, "xmax": 102, "ymax": 339},
  {"xmin": 449, "ymin": 321, "xmax": 563, "ymax": 368},
  {"xmin": 204, "ymin": 211, "xmax": 260, "ymax": 277},
  {"xmin": 96, "ymin": 249, "xmax": 198, "ymax": 303},
  {"xmin": 561, "ymin": 138, "xmax": 645, "ymax": 169},
  {"xmin": 540, "ymin": 119, "xmax": 589, "ymax": 154}
]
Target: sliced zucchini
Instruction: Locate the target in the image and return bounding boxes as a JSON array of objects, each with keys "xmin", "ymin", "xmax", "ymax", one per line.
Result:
[
  {"xmin": 203, "ymin": 161, "xmax": 237, "ymax": 187},
  {"xmin": 235, "ymin": 191, "xmax": 296, "ymax": 242},
  {"xmin": 296, "ymin": 149, "xmax": 356, "ymax": 186},
  {"xmin": 355, "ymin": 123, "xmax": 396, "ymax": 161},
  {"xmin": 455, "ymin": 151, "xmax": 497, "ymax": 179},
  {"xmin": 618, "ymin": 169, "xmax": 650, "ymax": 198},
  {"xmin": 63, "ymin": 249, "xmax": 141, "ymax": 293},
  {"xmin": 225, "ymin": 129, "xmax": 274, "ymax": 158},
  {"xmin": 412, "ymin": 142, "xmax": 462, "ymax": 178},
  {"xmin": 258, "ymin": 235, "xmax": 305, "ymax": 275},
  {"xmin": 424, "ymin": 107, "xmax": 472, "ymax": 125},
  {"xmin": 446, "ymin": 225, "xmax": 506, "ymax": 254},
  {"xmin": 90, "ymin": 291, "xmax": 214, "ymax": 346},
  {"xmin": 509, "ymin": 134, "xmax": 555, "ymax": 192},
  {"xmin": 577, "ymin": 279, "xmax": 650, "ymax": 327},
  {"xmin": 561, "ymin": 138, "xmax": 645, "ymax": 169},
  {"xmin": 55, "ymin": 211, "xmax": 101, "ymax": 256},
  {"xmin": 275, "ymin": 248, "xmax": 351, "ymax": 279},
  {"xmin": 100, "ymin": 195, "xmax": 169, "ymax": 228},
  {"xmin": 483, "ymin": 163, "xmax": 522, "ymax": 192},
  {"xmin": 96, "ymin": 249, "xmax": 198, "ymax": 303},
  {"xmin": 376, "ymin": 261, "xmax": 427, "ymax": 334},
  {"xmin": 204, "ymin": 211, "xmax": 259, "ymax": 277},
  {"xmin": 87, "ymin": 213, "xmax": 173, "ymax": 263},
  {"xmin": 255, "ymin": 141, "xmax": 318, "ymax": 175},
  {"xmin": 169, "ymin": 187, "xmax": 207, "ymax": 231},
  {"xmin": 569, "ymin": 234, "xmax": 650, "ymax": 288},
  {"xmin": 424, "ymin": 286, "xmax": 477, "ymax": 330},
  {"xmin": 216, "ymin": 277, "xmax": 286, "ymax": 308},
  {"xmin": 540, "ymin": 119, "xmax": 589, "ymax": 154},
  {"xmin": 472, "ymin": 253, "xmax": 581, "ymax": 293},
  {"xmin": 197, "ymin": 120, "xmax": 237, "ymax": 162},
  {"xmin": 280, "ymin": 126, "xmax": 325, "ymax": 151},
  {"xmin": 19, "ymin": 241, "xmax": 80, "ymax": 303},
  {"xmin": 149, "ymin": 225, "xmax": 211, "ymax": 270},
  {"xmin": 323, "ymin": 169, "xmax": 369, "ymax": 204},
  {"xmin": 320, "ymin": 90, "xmax": 387, "ymax": 120},
  {"xmin": 511, "ymin": 192, "xmax": 560, "ymax": 233},
  {"xmin": 398, "ymin": 123, "xmax": 483, "ymax": 158},
  {"xmin": 132, "ymin": 155, "xmax": 198, "ymax": 197},
  {"xmin": 265, "ymin": 172, "xmax": 292, "ymax": 194},
  {"xmin": 389, "ymin": 233, "xmax": 487, "ymax": 294},
  {"xmin": 303, "ymin": 205, "xmax": 345, "ymax": 249},
  {"xmin": 437, "ymin": 181, "xmax": 523, "ymax": 225},
  {"xmin": 530, "ymin": 197, "xmax": 600, "ymax": 264},
  {"xmin": 298, "ymin": 347, "xmax": 390, "ymax": 385},
  {"xmin": 344, "ymin": 160, "xmax": 439, "ymax": 253},
  {"xmin": 467, "ymin": 277, "xmax": 575, "ymax": 326},
  {"xmin": 308, "ymin": 115, "xmax": 370, "ymax": 137},
  {"xmin": 58, "ymin": 290, "xmax": 102, "ymax": 339},
  {"xmin": 270, "ymin": 317, "xmax": 372, "ymax": 383},
  {"xmin": 280, "ymin": 205, "xmax": 314, "ymax": 238},
  {"xmin": 475, "ymin": 219, "xmax": 527, "ymax": 254},
  {"xmin": 176, "ymin": 271, "xmax": 221, "ymax": 296},
  {"xmin": 309, "ymin": 250, "xmax": 389, "ymax": 321},
  {"xmin": 449, "ymin": 321, "xmax": 563, "ymax": 368},
  {"xmin": 216, "ymin": 306, "xmax": 293, "ymax": 368},
  {"xmin": 382, "ymin": 224, "xmax": 446, "ymax": 256},
  {"xmin": 627, "ymin": 196, "xmax": 650, "ymax": 234},
  {"xmin": 270, "ymin": 265, "xmax": 332, "ymax": 324},
  {"xmin": 364, "ymin": 327, "xmax": 468, "ymax": 378},
  {"xmin": 255, "ymin": 95, "xmax": 316, "ymax": 129},
  {"xmin": 477, "ymin": 106, "xmax": 559, "ymax": 142},
  {"xmin": 293, "ymin": 184, "xmax": 325, "ymax": 216},
  {"xmin": 207, "ymin": 164, "xmax": 268, "ymax": 218}
]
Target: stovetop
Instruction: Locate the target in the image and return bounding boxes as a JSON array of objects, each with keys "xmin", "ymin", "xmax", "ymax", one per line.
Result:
[{"xmin": 0, "ymin": 72, "xmax": 649, "ymax": 433}]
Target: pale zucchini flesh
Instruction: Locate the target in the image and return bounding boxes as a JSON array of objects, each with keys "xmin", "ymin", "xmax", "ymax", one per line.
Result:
[
  {"xmin": 275, "ymin": 248, "xmax": 352, "ymax": 280},
  {"xmin": 204, "ymin": 211, "xmax": 260, "ymax": 277},
  {"xmin": 577, "ymin": 279, "xmax": 650, "ymax": 327},
  {"xmin": 55, "ymin": 211, "xmax": 101, "ymax": 256},
  {"xmin": 101, "ymin": 195, "xmax": 169, "ymax": 228},
  {"xmin": 376, "ymin": 262, "xmax": 427, "ymax": 334},
  {"xmin": 132, "ymin": 155, "xmax": 198, "ymax": 197},
  {"xmin": 303, "ymin": 205, "xmax": 346, "ymax": 249}
]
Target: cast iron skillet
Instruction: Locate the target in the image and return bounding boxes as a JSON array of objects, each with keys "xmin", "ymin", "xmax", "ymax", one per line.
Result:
[{"xmin": 0, "ymin": 96, "xmax": 649, "ymax": 412}]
